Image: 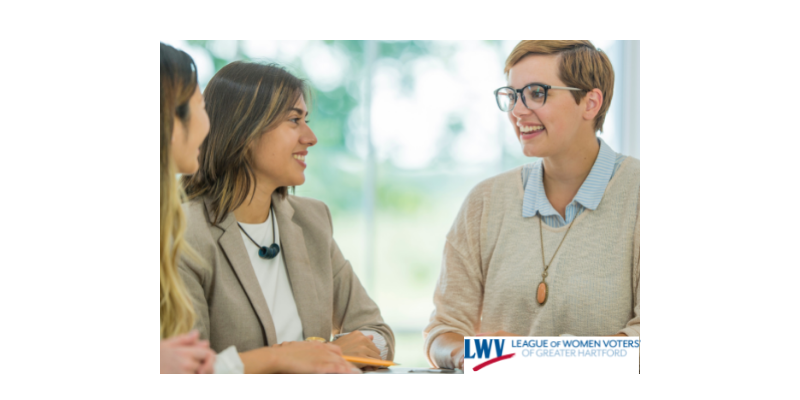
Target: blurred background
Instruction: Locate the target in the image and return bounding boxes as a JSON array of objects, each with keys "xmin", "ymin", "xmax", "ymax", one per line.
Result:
[{"xmin": 164, "ymin": 40, "xmax": 640, "ymax": 368}]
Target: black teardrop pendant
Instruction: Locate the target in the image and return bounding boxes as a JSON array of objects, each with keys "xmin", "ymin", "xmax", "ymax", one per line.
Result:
[
  {"xmin": 258, "ymin": 243, "xmax": 280, "ymax": 259},
  {"xmin": 241, "ymin": 205, "xmax": 280, "ymax": 260},
  {"xmin": 268, "ymin": 243, "xmax": 280, "ymax": 259}
]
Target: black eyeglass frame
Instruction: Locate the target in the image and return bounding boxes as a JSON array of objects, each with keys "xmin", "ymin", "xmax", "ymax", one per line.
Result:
[{"xmin": 493, "ymin": 83, "xmax": 584, "ymax": 112}]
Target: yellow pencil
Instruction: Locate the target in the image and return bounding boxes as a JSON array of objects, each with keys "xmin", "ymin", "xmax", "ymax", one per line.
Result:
[{"xmin": 343, "ymin": 355, "xmax": 399, "ymax": 367}]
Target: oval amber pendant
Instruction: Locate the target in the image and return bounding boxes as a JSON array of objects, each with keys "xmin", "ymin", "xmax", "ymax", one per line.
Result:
[{"xmin": 537, "ymin": 281, "xmax": 548, "ymax": 305}]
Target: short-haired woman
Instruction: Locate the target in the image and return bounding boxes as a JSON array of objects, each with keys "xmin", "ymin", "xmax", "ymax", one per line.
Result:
[
  {"xmin": 424, "ymin": 40, "xmax": 639, "ymax": 370},
  {"xmin": 181, "ymin": 61, "xmax": 395, "ymax": 370},
  {"xmin": 161, "ymin": 44, "xmax": 356, "ymax": 374}
]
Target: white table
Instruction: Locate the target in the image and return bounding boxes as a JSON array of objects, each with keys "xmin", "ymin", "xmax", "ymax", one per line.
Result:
[{"xmin": 364, "ymin": 367, "xmax": 463, "ymax": 374}]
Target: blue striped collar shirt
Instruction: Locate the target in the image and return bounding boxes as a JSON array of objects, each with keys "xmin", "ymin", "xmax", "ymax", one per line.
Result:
[{"xmin": 522, "ymin": 137, "xmax": 624, "ymax": 228}]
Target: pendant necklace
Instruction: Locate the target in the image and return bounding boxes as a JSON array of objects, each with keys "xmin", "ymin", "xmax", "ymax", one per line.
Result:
[
  {"xmin": 238, "ymin": 205, "xmax": 281, "ymax": 259},
  {"xmin": 536, "ymin": 216, "xmax": 575, "ymax": 305}
]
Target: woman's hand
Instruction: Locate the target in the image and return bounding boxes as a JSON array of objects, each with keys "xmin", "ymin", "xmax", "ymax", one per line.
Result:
[
  {"xmin": 476, "ymin": 330, "xmax": 521, "ymax": 337},
  {"xmin": 269, "ymin": 341, "xmax": 360, "ymax": 374},
  {"xmin": 331, "ymin": 331, "xmax": 381, "ymax": 369},
  {"xmin": 452, "ymin": 343, "xmax": 465, "ymax": 370},
  {"xmin": 160, "ymin": 330, "xmax": 216, "ymax": 374},
  {"xmin": 195, "ymin": 340, "xmax": 216, "ymax": 374},
  {"xmin": 430, "ymin": 332, "xmax": 465, "ymax": 370}
]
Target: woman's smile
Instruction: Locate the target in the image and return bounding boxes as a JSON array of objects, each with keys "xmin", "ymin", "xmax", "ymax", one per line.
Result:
[
  {"xmin": 518, "ymin": 124, "xmax": 546, "ymax": 141},
  {"xmin": 293, "ymin": 151, "xmax": 307, "ymax": 167}
]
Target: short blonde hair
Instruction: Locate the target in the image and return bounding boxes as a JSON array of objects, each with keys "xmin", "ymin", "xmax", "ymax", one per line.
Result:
[{"xmin": 505, "ymin": 40, "xmax": 614, "ymax": 133}]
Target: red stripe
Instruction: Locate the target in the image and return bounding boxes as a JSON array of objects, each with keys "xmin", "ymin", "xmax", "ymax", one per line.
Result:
[{"xmin": 472, "ymin": 353, "xmax": 515, "ymax": 371}]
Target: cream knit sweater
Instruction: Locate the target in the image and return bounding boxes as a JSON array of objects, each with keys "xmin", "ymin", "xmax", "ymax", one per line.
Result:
[{"xmin": 424, "ymin": 158, "xmax": 640, "ymax": 365}]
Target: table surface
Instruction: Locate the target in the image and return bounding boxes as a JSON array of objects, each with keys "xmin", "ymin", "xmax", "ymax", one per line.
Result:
[{"xmin": 364, "ymin": 367, "xmax": 463, "ymax": 374}]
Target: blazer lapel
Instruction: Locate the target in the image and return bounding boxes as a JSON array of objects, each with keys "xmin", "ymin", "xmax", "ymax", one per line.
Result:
[
  {"xmin": 272, "ymin": 192, "xmax": 324, "ymax": 339},
  {"xmin": 205, "ymin": 199, "xmax": 278, "ymax": 346}
]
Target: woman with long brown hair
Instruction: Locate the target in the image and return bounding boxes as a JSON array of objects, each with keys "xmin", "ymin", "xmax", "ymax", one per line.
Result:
[
  {"xmin": 180, "ymin": 61, "xmax": 395, "ymax": 370},
  {"xmin": 161, "ymin": 43, "xmax": 356, "ymax": 374}
]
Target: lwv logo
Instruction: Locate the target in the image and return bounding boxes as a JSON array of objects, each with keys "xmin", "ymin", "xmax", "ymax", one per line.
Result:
[
  {"xmin": 464, "ymin": 338, "xmax": 505, "ymax": 359},
  {"xmin": 464, "ymin": 338, "xmax": 516, "ymax": 371},
  {"xmin": 464, "ymin": 339, "xmax": 517, "ymax": 371}
]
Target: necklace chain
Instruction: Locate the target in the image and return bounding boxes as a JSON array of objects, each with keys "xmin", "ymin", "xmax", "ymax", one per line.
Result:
[
  {"xmin": 238, "ymin": 206, "xmax": 276, "ymax": 248},
  {"xmin": 539, "ymin": 216, "xmax": 575, "ymax": 279}
]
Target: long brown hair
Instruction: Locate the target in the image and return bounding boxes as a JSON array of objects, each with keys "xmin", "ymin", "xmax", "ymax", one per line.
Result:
[
  {"xmin": 182, "ymin": 62, "xmax": 309, "ymax": 224},
  {"xmin": 160, "ymin": 42, "xmax": 197, "ymax": 339},
  {"xmin": 505, "ymin": 40, "xmax": 615, "ymax": 133}
]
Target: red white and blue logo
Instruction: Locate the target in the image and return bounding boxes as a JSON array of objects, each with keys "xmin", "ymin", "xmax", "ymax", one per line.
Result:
[
  {"xmin": 463, "ymin": 337, "xmax": 640, "ymax": 374},
  {"xmin": 464, "ymin": 338, "xmax": 516, "ymax": 371}
]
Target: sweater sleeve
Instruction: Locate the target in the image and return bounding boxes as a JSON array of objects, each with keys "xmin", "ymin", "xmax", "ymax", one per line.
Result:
[
  {"xmin": 423, "ymin": 181, "xmax": 489, "ymax": 367},
  {"xmin": 618, "ymin": 194, "xmax": 640, "ymax": 337}
]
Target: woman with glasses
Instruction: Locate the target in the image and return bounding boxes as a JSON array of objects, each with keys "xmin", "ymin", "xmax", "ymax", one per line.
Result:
[
  {"xmin": 424, "ymin": 40, "xmax": 639, "ymax": 370},
  {"xmin": 161, "ymin": 43, "xmax": 358, "ymax": 374},
  {"xmin": 179, "ymin": 61, "xmax": 395, "ymax": 371}
]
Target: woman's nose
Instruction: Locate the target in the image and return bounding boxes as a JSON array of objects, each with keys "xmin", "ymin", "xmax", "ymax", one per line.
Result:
[
  {"xmin": 510, "ymin": 95, "xmax": 531, "ymax": 118},
  {"xmin": 301, "ymin": 125, "xmax": 317, "ymax": 146}
]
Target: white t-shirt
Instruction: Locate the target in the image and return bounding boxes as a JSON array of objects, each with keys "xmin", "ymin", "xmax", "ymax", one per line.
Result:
[
  {"xmin": 238, "ymin": 209, "xmax": 388, "ymax": 359},
  {"xmin": 239, "ymin": 211, "xmax": 305, "ymax": 344}
]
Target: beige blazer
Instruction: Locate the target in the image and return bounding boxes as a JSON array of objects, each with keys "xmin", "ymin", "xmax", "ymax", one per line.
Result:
[{"xmin": 179, "ymin": 192, "xmax": 394, "ymax": 360}]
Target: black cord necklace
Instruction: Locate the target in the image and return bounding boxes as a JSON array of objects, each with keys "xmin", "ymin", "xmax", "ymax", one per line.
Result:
[{"xmin": 238, "ymin": 205, "xmax": 281, "ymax": 259}]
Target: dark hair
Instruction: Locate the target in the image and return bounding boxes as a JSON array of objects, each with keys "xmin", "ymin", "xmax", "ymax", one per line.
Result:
[{"xmin": 182, "ymin": 61, "xmax": 310, "ymax": 224}]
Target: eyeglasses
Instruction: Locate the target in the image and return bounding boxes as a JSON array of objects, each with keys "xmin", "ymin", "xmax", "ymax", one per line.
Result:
[{"xmin": 494, "ymin": 83, "xmax": 583, "ymax": 112}]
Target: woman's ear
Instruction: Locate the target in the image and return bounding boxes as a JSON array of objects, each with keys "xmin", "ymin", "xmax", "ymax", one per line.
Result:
[{"xmin": 582, "ymin": 88, "xmax": 603, "ymax": 122}]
